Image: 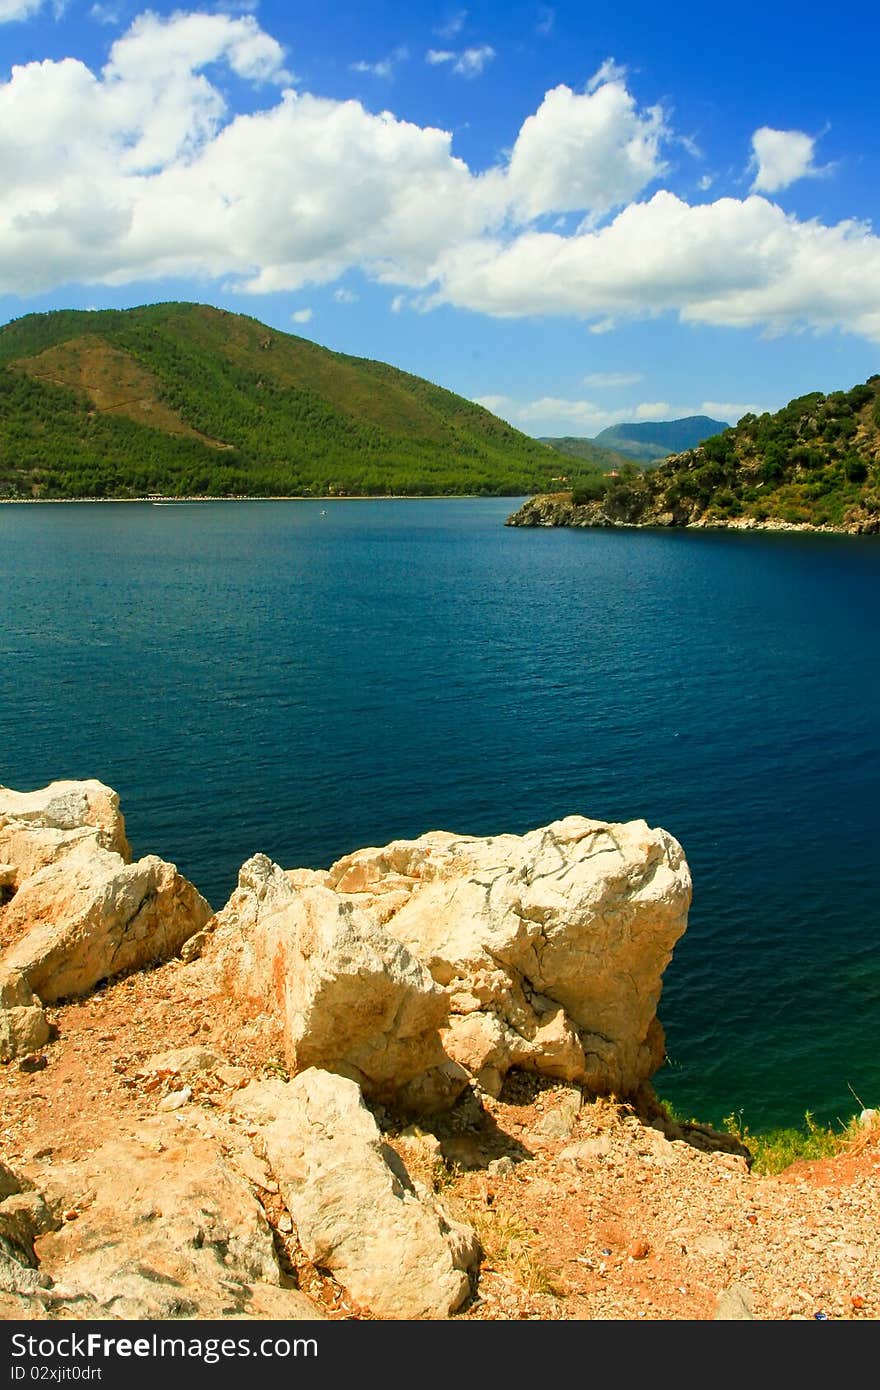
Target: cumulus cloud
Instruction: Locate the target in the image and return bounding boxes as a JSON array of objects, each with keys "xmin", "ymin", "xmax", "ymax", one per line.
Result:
[
  {"xmin": 425, "ymin": 49, "xmax": 455, "ymax": 66},
  {"xmin": 750, "ymin": 126, "xmax": 825, "ymax": 193},
  {"xmin": 333, "ymin": 287, "xmax": 358, "ymax": 303},
  {"xmin": 587, "ymin": 58, "xmax": 628, "ymax": 93},
  {"xmin": 506, "ymin": 79, "xmax": 668, "ymax": 220},
  {"xmin": 1, "ymin": 18, "xmax": 879, "ymax": 344},
  {"xmin": 430, "ymin": 192, "xmax": 880, "ymax": 340},
  {"xmin": 291, "ymin": 307, "xmax": 313, "ymax": 323}
]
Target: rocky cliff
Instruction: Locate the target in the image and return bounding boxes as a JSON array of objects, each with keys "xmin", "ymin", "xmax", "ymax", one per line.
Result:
[{"xmin": 1, "ymin": 781, "xmax": 878, "ymax": 1322}]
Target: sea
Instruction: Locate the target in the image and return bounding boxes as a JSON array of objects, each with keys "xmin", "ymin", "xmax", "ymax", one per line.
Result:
[{"xmin": 2, "ymin": 497, "xmax": 878, "ymax": 1134}]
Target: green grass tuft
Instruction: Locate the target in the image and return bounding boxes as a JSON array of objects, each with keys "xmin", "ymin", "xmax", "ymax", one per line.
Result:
[{"xmin": 721, "ymin": 1109, "xmax": 862, "ymax": 1175}]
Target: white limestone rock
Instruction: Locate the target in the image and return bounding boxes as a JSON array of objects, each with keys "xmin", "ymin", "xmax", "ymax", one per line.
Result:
[
  {"xmin": 12, "ymin": 1121, "xmax": 323, "ymax": 1321},
  {"xmin": 327, "ymin": 815, "xmax": 691, "ymax": 1096},
  {"xmin": 0, "ymin": 780, "xmax": 130, "ymax": 887},
  {"xmin": 0, "ymin": 969, "xmax": 51, "ymax": 1064},
  {"xmin": 209, "ymin": 854, "xmax": 462, "ymax": 1107},
  {"xmin": 233, "ymin": 1071, "xmax": 480, "ymax": 1319},
  {"xmin": 0, "ymin": 841, "xmax": 212, "ymax": 1005}
]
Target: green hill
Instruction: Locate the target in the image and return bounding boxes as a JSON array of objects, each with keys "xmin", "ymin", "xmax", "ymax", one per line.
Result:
[
  {"xmin": 592, "ymin": 415, "xmax": 732, "ymax": 463},
  {"xmin": 507, "ymin": 379, "xmax": 880, "ymax": 534},
  {"xmin": 537, "ymin": 436, "xmax": 631, "ymax": 471},
  {"xmin": 0, "ymin": 302, "xmax": 576, "ymax": 499}
]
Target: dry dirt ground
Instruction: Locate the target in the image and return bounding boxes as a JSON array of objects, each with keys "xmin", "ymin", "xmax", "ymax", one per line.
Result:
[{"xmin": 2, "ymin": 953, "xmax": 878, "ymax": 1323}]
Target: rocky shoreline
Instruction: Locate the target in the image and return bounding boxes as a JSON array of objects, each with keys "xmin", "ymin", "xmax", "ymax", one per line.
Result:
[
  {"xmin": 2, "ymin": 781, "xmax": 878, "ymax": 1321},
  {"xmin": 505, "ymin": 492, "xmax": 875, "ymax": 535}
]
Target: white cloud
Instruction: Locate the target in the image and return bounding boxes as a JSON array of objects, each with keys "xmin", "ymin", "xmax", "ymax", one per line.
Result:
[
  {"xmin": 454, "ymin": 45, "xmax": 495, "ymax": 77},
  {"xmin": 587, "ymin": 58, "xmax": 628, "ymax": 93},
  {"xmin": 698, "ymin": 173, "xmax": 714, "ymax": 191},
  {"xmin": 750, "ymin": 126, "xmax": 825, "ymax": 194},
  {"xmin": 426, "ymin": 44, "xmax": 494, "ymax": 77},
  {"xmin": 350, "ymin": 46, "xmax": 408, "ymax": 79},
  {"xmin": 583, "ymin": 371, "xmax": 642, "ymax": 387},
  {"xmin": 2, "ymin": 22, "xmax": 879, "ymax": 345},
  {"xmin": 89, "ymin": 2, "xmax": 120, "ymax": 22},
  {"xmin": 477, "ymin": 393, "xmax": 761, "ymax": 435},
  {"xmin": 435, "ymin": 10, "xmax": 466, "ymax": 39},
  {"xmin": 291, "ymin": 307, "xmax": 313, "ymax": 323},
  {"xmin": 351, "ymin": 59, "xmax": 392, "ymax": 78},
  {"xmin": 333, "ymin": 287, "xmax": 358, "ymax": 303},
  {"xmin": 506, "ymin": 80, "xmax": 668, "ymax": 221},
  {"xmin": 0, "ymin": 0, "xmax": 46, "ymax": 19},
  {"xmin": 430, "ymin": 192, "xmax": 880, "ymax": 340}
]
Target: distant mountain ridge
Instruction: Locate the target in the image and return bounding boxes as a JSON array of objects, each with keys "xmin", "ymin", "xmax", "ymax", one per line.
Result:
[
  {"xmin": 593, "ymin": 415, "xmax": 732, "ymax": 462},
  {"xmin": 542, "ymin": 415, "xmax": 731, "ymax": 467},
  {"xmin": 0, "ymin": 302, "xmax": 573, "ymax": 500}
]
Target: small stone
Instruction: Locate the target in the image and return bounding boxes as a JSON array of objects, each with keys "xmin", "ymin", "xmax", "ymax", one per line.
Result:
[
  {"xmin": 278, "ymin": 1214, "xmax": 293, "ymax": 1234},
  {"xmin": 397, "ymin": 1127, "xmax": 444, "ymax": 1163},
  {"xmin": 18, "ymin": 1053, "xmax": 47, "ymax": 1073},
  {"xmin": 215, "ymin": 1065, "xmax": 250, "ymax": 1089},
  {"xmin": 487, "ymin": 1157, "xmax": 515, "ymax": 1177},
  {"xmin": 179, "ymin": 931, "xmax": 211, "ymax": 963},
  {"xmin": 157, "ymin": 1085, "xmax": 192, "ymax": 1112},
  {"xmin": 139, "ymin": 1046, "xmax": 224, "ymax": 1076},
  {"xmin": 628, "ymin": 1239, "xmax": 650, "ymax": 1260},
  {"xmin": 559, "ymin": 1136, "xmax": 611, "ymax": 1164},
  {"xmin": 714, "ymin": 1283, "xmax": 755, "ymax": 1320}
]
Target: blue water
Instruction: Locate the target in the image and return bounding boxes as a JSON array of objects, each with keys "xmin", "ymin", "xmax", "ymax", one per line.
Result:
[{"xmin": 2, "ymin": 498, "xmax": 878, "ymax": 1133}]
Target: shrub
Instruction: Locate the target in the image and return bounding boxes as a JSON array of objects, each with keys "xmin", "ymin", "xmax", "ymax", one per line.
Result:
[
  {"xmin": 571, "ymin": 474, "xmax": 608, "ymax": 505},
  {"xmin": 722, "ymin": 1109, "xmax": 869, "ymax": 1175},
  {"xmin": 845, "ymin": 454, "xmax": 868, "ymax": 484}
]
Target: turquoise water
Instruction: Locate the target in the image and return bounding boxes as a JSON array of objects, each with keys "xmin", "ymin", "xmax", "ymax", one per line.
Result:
[{"xmin": 2, "ymin": 498, "xmax": 878, "ymax": 1132}]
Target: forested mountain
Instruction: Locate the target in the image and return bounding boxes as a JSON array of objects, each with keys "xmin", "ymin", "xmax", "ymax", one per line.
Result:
[
  {"xmin": 507, "ymin": 379, "xmax": 880, "ymax": 534},
  {"xmin": 537, "ymin": 436, "xmax": 631, "ymax": 470},
  {"xmin": 591, "ymin": 415, "xmax": 731, "ymax": 463},
  {"xmin": 0, "ymin": 302, "xmax": 580, "ymax": 499}
]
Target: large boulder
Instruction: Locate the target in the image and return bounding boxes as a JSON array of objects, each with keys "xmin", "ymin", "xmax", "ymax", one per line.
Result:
[
  {"xmin": 1, "ymin": 841, "xmax": 212, "ymax": 1004},
  {"xmin": 211, "ymin": 815, "xmax": 690, "ymax": 1104},
  {"xmin": 209, "ymin": 854, "xmax": 465, "ymax": 1108},
  {"xmin": 234, "ymin": 1071, "xmax": 479, "ymax": 1319},
  {"xmin": 1, "ymin": 1125, "xmax": 323, "ymax": 1320},
  {"xmin": 324, "ymin": 815, "xmax": 691, "ymax": 1097},
  {"xmin": 0, "ymin": 781, "xmax": 130, "ymax": 888},
  {"xmin": 0, "ymin": 781, "xmax": 212, "ymax": 1061}
]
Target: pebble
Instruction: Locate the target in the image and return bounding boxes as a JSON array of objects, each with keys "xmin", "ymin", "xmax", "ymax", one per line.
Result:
[{"xmin": 157, "ymin": 1085, "xmax": 193, "ymax": 1112}]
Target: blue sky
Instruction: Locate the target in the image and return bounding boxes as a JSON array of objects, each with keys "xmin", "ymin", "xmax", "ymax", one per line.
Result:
[{"xmin": 1, "ymin": 0, "xmax": 878, "ymax": 435}]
